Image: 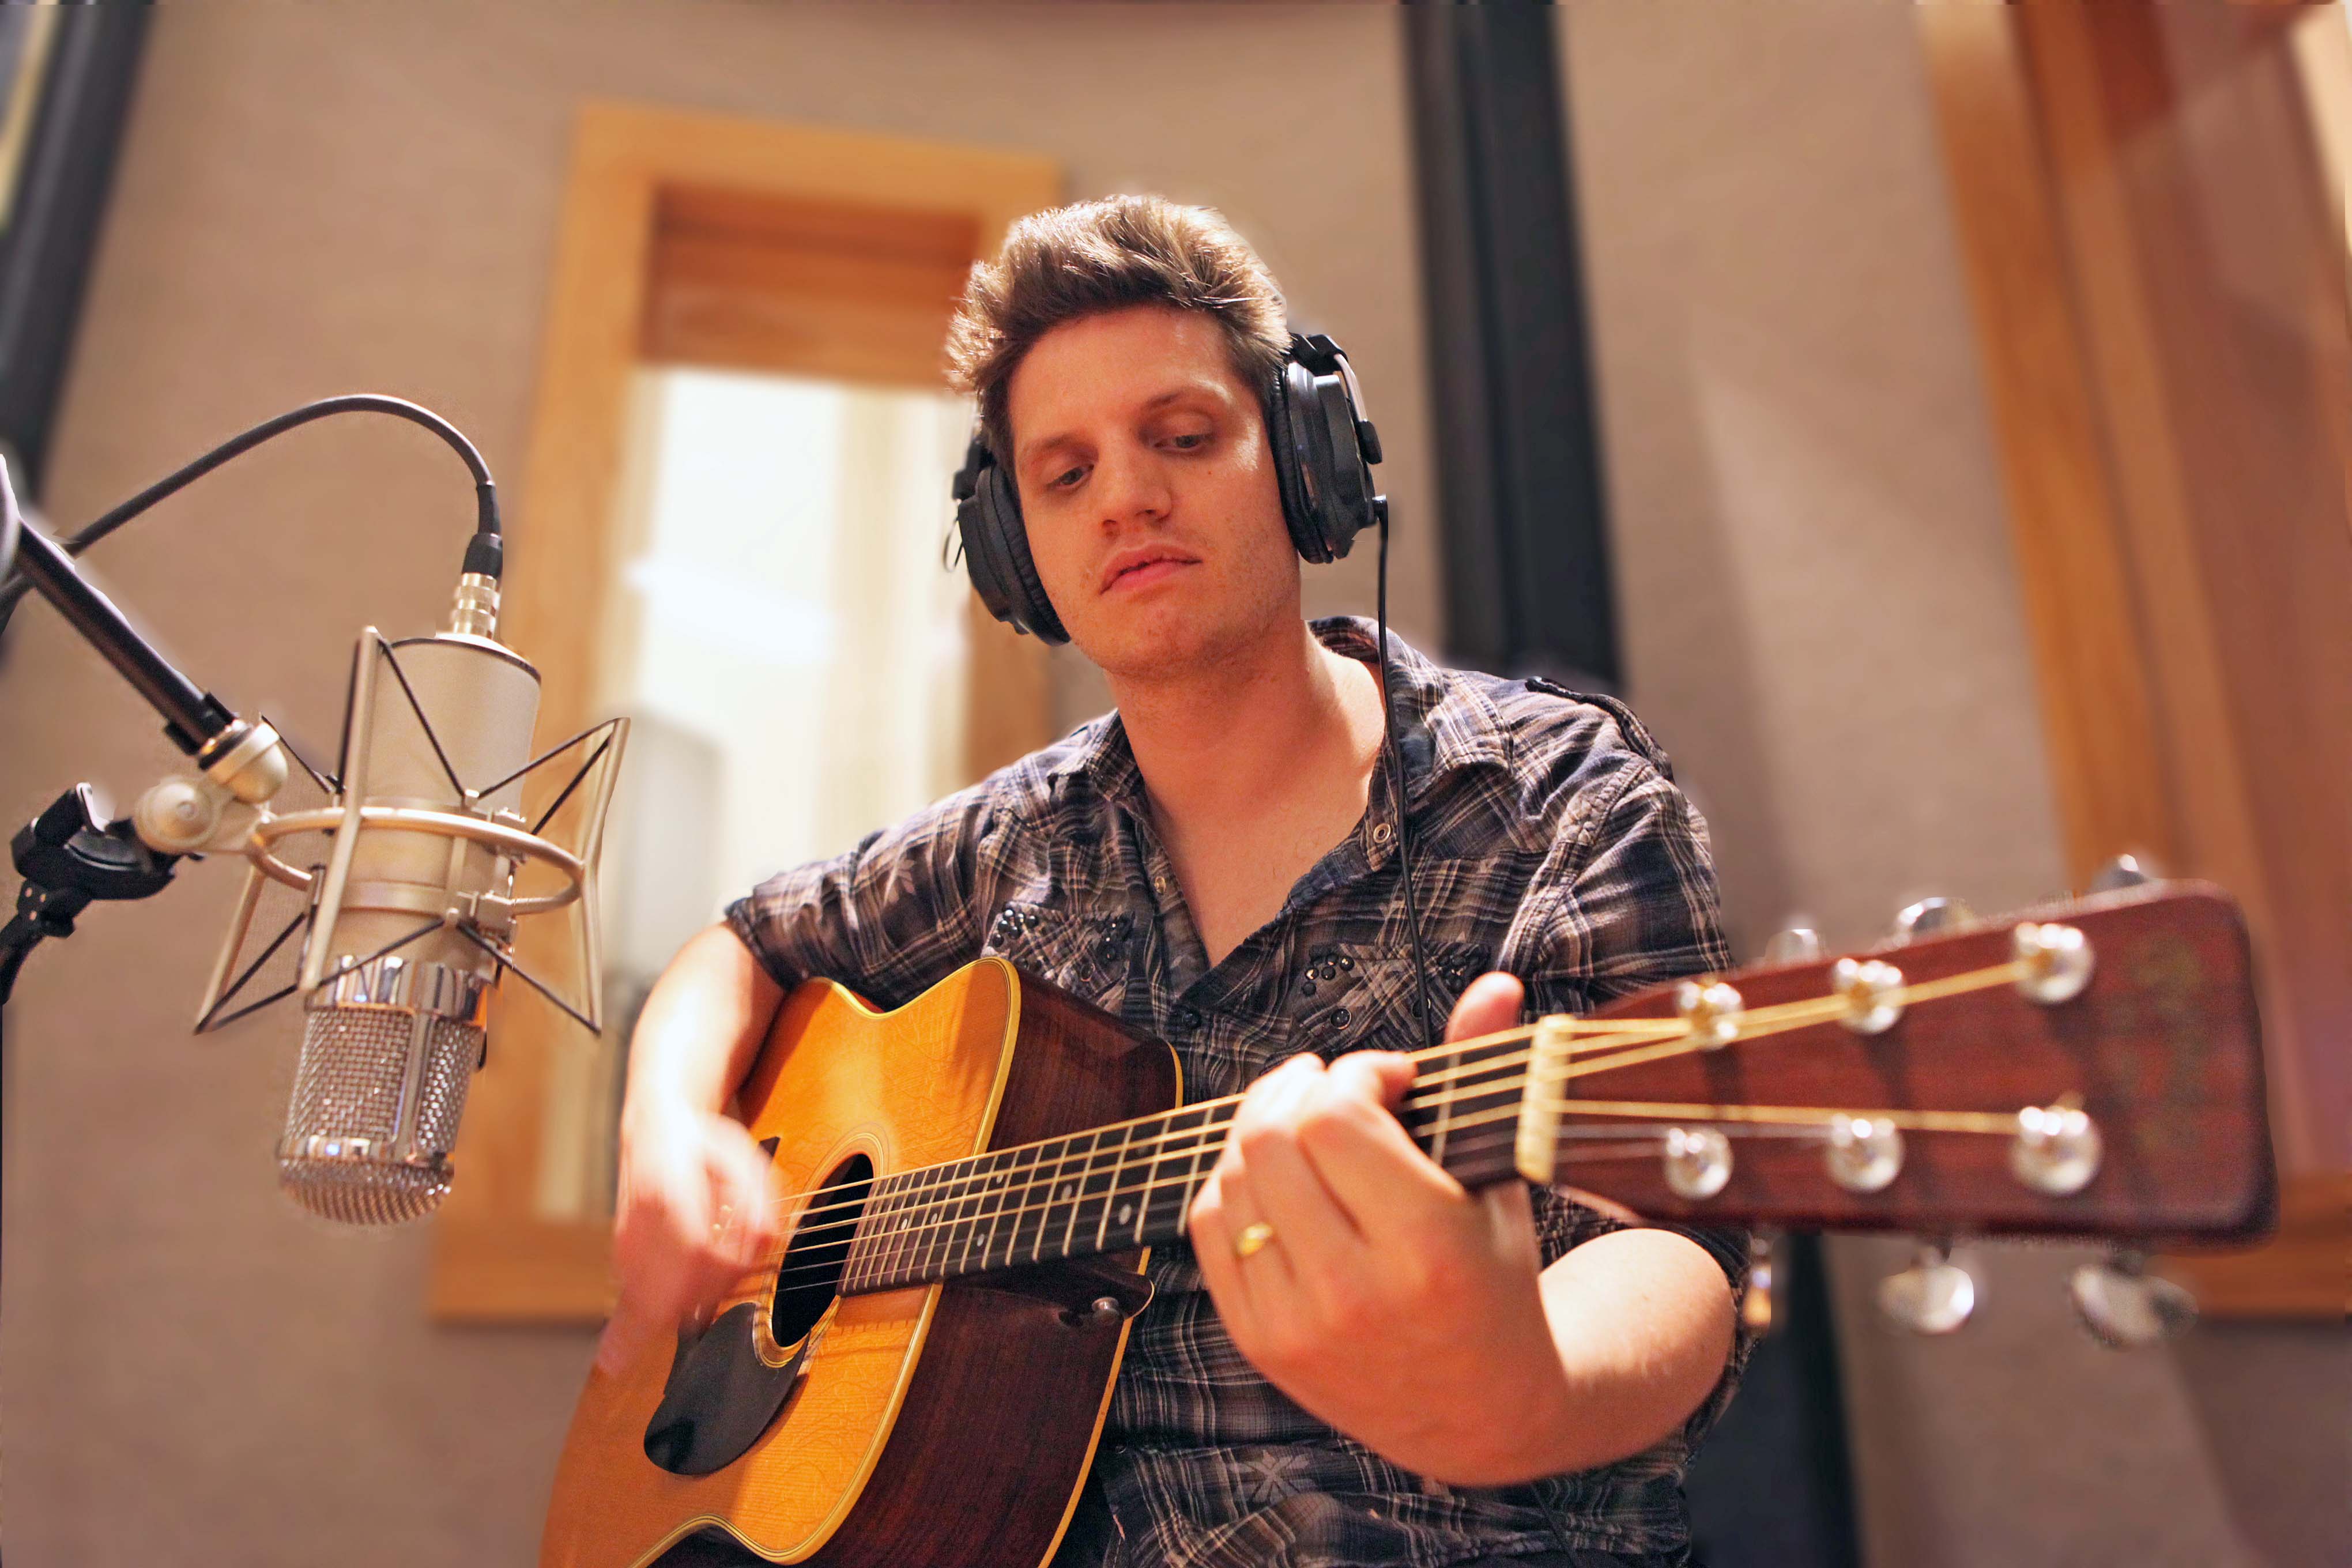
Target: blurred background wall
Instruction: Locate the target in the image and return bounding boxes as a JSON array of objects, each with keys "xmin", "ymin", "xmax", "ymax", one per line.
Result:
[
  {"xmin": 1, "ymin": 4, "xmax": 2340, "ymax": 1566},
  {"xmin": 1559, "ymin": 9, "xmax": 2345, "ymax": 1567}
]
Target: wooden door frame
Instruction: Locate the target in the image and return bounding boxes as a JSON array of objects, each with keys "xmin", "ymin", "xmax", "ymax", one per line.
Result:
[
  {"xmin": 429, "ymin": 101, "xmax": 1058, "ymax": 1321},
  {"xmin": 1920, "ymin": 2, "xmax": 2349, "ymax": 1317}
]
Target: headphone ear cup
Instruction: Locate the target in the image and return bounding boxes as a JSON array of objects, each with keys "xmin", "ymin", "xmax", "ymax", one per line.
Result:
[
  {"xmin": 959, "ymin": 461, "xmax": 1069, "ymax": 644},
  {"xmin": 1269, "ymin": 357, "xmax": 1337, "ymax": 563}
]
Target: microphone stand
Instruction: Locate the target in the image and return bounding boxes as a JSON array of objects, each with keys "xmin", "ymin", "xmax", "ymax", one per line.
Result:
[
  {"xmin": 0, "ymin": 473, "xmax": 256, "ymax": 1008},
  {"xmin": 0, "ymin": 784, "xmax": 179, "ymax": 1010},
  {"xmin": 0, "ymin": 397, "xmax": 502, "ymax": 1008}
]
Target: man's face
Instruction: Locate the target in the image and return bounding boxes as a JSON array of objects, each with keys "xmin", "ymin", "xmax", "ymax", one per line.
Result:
[{"xmin": 1004, "ymin": 304, "xmax": 1298, "ymax": 681}]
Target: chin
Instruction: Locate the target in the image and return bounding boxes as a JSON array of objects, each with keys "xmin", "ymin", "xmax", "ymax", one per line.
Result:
[{"xmin": 1075, "ymin": 598, "xmax": 1273, "ymax": 683}]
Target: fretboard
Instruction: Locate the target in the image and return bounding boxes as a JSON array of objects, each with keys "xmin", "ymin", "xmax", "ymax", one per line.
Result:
[{"xmin": 837, "ymin": 1035, "xmax": 1535, "ymax": 1294}]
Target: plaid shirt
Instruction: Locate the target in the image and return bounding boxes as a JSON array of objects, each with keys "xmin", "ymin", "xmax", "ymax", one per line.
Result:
[{"xmin": 727, "ymin": 617, "xmax": 1748, "ymax": 1568}]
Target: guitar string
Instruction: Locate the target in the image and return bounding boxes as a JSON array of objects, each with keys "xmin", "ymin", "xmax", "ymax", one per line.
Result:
[
  {"xmin": 743, "ymin": 1025, "xmax": 1624, "ymax": 1233},
  {"xmin": 748, "ymin": 1100, "xmax": 1966, "ymax": 1298},
  {"xmin": 756, "ymin": 1118, "xmax": 1858, "ymax": 1298},
  {"xmin": 753, "ymin": 947, "xmax": 2033, "ymax": 1253},
  {"xmin": 738, "ymin": 1011, "xmax": 1692, "ymax": 1227},
  {"xmin": 781, "ymin": 1030, "xmax": 2041, "ymax": 1299},
  {"xmin": 749, "ymin": 1027, "xmax": 1649, "ymax": 1242},
  {"xmin": 745, "ymin": 953, "xmax": 2031, "ymax": 1258}
]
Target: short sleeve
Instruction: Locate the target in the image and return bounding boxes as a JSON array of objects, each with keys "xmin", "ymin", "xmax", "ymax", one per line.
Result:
[
  {"xmin": 722, "ymin": 783, "xmax": 993, "ymax": 1010},
  {"xmin": 1509, "ymin": 744, "xmax": 1752, "ymax": 1450}
]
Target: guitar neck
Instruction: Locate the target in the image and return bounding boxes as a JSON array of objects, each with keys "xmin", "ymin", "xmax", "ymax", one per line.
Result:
[
  {"xmin": 840, "ymin": 1037, "xmax": 1530, "ymax": 1294},
  {"xmin": 832, "ymin": 883, "xmax": 2271, "ymax": 1293}
]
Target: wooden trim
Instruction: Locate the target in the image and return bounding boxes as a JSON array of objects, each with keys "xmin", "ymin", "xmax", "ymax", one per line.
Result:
[
  {"xmin": 2158, "ymin": 1173, "xmax": 2350, "ymax": 1320},
  {"xmin": 429, "ymin": 1218, "xmax": 617, "ymax": 1323},
  {"xmin": 1917, "ymin": 2, "xmax": 2178, "ymax": 883},
  {"xmin": 1922, "ymin": 0, "xmax": 2352, "ymax": 1317},
  {"xmin": 431, "ymin": 102, "xmax": 1059, "ymax": 1323}
]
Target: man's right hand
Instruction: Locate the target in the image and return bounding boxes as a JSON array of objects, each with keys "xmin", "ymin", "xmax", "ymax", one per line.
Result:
[{"xmin": 597, "ymin": 1097, "xmax": 783, "ymax": 1377}]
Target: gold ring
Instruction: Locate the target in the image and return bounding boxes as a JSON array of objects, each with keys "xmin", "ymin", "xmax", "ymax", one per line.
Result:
[{"xmin": 1234, "ymin": 1221, "xmax": 1276, "ymax": 1261}]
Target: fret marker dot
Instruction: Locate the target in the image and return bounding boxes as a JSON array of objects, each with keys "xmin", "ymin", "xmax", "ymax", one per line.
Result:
[{"xmin": 1118, "ymin": 1203, "xmax": 1134, "ymax": 1224}]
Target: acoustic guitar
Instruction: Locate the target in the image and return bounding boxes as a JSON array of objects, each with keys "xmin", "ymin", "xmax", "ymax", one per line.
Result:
[{"xmin": 540, "ymin": 880, "xmax": 2273, "ymax": 1567}]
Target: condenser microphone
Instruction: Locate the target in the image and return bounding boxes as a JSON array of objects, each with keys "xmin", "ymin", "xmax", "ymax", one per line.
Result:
[{"xmin": 274, "ymin": 549, "xmax": 542, "ymax": 1224}]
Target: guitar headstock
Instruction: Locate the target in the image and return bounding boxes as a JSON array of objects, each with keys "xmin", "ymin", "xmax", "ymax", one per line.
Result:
[{"xmin": 1513, "ymin": 881, "xmax": 2274, "ymax": 1249}]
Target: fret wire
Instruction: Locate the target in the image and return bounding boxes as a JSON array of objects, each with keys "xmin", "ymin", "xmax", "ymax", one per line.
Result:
[
  {"xmin": 1428, "ymin": 1039, "xmax": 1463, "ymax": 1169},
  {"xmin": 875, "ymin": 1170, "xmax": 914, "ymax": 1290},
  {"xmin": 821, "ymin": 1077, "xmax": 1532, "ymax": 1286},
  {"xmin": 1095, "ymin": 1118, "xmax": 1136, "ymax": 1253}
]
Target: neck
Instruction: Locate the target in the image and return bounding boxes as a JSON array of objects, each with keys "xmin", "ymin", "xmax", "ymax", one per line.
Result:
[{"xmin": 1109, "ymin": 619, "xmax": 1380, "ymax": 828}]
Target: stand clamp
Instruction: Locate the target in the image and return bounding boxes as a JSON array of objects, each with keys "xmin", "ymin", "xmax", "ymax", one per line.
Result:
[{"xmin": 0, "ymin": 785, "xmax": 180, "ymax": 1007}]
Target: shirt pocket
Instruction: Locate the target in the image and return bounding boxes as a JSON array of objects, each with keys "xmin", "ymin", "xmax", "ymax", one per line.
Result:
[
  {"xmin": 981, "ymin": 894, "xmax": 1138, "ymax": 1017},
  {"xmin": 1278, "ymin": 945, "xmax": 1420, "ymax": 1065},
  {"xmin": 1280, "ymin": 939, "xmax": 1501, "ymax": 1062}
]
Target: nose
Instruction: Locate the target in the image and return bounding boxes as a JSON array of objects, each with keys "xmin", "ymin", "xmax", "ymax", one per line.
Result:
[{"xmin": 1092, "ymin": 439, "xmax": 1173, "ymax": 532}]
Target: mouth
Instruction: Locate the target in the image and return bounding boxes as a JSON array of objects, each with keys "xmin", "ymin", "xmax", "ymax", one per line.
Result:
[{"xmin": 1100, "ymin": 548, "xmax": 1200, "ymax": 594}]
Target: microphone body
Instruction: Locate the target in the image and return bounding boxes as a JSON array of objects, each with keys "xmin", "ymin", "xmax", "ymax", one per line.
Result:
[{"xmin": 279, "ymin": 625, "xmax": 541, "ymax": 1224}]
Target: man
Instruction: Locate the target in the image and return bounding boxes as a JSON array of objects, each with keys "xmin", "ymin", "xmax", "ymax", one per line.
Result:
[{"xmin": 600, "ymin": 196, "xmax": 1745, "ymax": 1568}]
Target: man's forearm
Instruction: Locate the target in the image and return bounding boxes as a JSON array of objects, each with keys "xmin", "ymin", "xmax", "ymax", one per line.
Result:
[
  {"xmin": 621, "ymin": 923, "xmax": 787, "ymax": 1125},
  {"xmin": 1521, "ymin": 1227, "xmax": 1737, "ymax": 1476}
]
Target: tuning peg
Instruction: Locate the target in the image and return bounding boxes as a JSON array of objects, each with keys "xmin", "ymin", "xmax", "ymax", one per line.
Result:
[
  {"xmin": 2068, "ymin": 1250, "xmax": 2197, "ymax": 1349},
  {"xmin": 2089, "ymin": 853, "xmax": 2161, "ymax": 893},
  {"xmin": 1891, "ymin": 896, "xmax": 1975, "ymax": 944},
  {"xmin": 1878, "ymin": 1241, "xmax": 1978, "ymax": 1334},
  {"xmin": 1742, "ymin": 1232, "xmax": 1778, "ymax": 1335},
  {"xmin": 1764, "ymin": 919, "xmax": 1824, "ymax": 964}
]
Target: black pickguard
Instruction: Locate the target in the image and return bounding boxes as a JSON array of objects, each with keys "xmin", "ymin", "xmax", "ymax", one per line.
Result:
[
  {"xmin": 642, "ymin": 1137, "xmax": 865, "ymax": 1478},
  {"xmin": 641, "ymin": 1301, "xmax": 813, "ymax": 1477}
]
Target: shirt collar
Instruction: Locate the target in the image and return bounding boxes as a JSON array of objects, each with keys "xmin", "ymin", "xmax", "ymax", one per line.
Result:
[{"xmin": 1045, "ymin": 616, "xmax": 1509, "ymax": 812}]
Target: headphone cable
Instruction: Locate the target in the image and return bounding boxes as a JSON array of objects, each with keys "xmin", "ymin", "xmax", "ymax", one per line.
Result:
[{"xmin": 1373, "ymin": 502, "xmax": 1438, "ymax": 1053}]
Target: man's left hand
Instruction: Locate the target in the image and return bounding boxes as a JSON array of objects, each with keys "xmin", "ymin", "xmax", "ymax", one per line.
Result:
[{"xmin": 1188, "ymin": 972, "xmax": 1577, "ymax": 1484}]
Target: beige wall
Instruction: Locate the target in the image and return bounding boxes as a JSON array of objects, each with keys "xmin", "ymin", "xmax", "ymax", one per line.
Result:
[
  {"xmin": 0, "ymin": 6, "xmax": 1433, "ymax": 1564},
  {"xmin": 7, "ymin": 6, "xmax": 2342, "ymax": 1567},
  {"xmin": 1559, "ymin": 6, "xmax": 2348, "ymax": 1567}
]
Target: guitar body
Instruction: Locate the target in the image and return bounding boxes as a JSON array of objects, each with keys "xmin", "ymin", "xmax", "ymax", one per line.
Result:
[{"xmin": 542, "ymin": 958, "xmax": 1179, "ymax": 1568}]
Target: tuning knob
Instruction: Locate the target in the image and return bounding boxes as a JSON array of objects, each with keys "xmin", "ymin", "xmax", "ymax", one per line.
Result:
[
  {"xmin": 1878, "ymin": 1241, "xmax": 1978, "ymax": 1334},
  {"xmin": 1764, "ymin": 919, "xmax": 1824, "ymax": 964},
  {"xmin": 1891, "ymin": 896, "xmax": 1976, "ymax": 944},
  {"xmin": 1742, "ymin": 1232, "xmax": 1778, "ymax": 1336},
  {"xmin": 2068, "ymin": 1251, "xmax": 2198, "ymax": 1349},
  {"xmin": 2089, "ymin": 853, "xmax": 2161, "ymax": 893}
]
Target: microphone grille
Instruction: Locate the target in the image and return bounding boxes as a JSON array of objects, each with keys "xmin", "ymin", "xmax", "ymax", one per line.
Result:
[{"xmin": 279, "ymin": 1004, "xmax": 481, "ymax": 1226}]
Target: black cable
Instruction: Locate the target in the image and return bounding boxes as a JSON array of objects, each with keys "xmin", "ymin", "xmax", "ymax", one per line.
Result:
[
  {"xmin": 1374, "ymin": 503, "xmax": 1438, "ymax": 1052},
  {"xmin": 0, "ymin": 393, "xmax": 500, "ymax": 638},
  {"xmin": 0, "ymin": 449, "xmax": 20, "ymax": 584},
  {"xmin": 1380, "ymin": 502, "xmax": 1578, "ymax": 1556}
]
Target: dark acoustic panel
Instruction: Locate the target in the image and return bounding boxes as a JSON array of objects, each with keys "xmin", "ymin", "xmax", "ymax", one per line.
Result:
[
  {"xmin": 1403, "ymin": 1, "xmax": 1616, "ymax": 688},
  {"xmin": 0, "ymin": 2, "xmax": 152, "ymax": 499}
]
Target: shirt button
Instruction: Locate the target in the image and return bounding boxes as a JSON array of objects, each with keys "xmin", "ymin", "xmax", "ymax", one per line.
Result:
[
  {"xmin": 1178, "ymin": 1006, "xmax": 1203, "ymax": 1029},
  {"xmin": 1370, "ymin": 822, "xmax": 1394, "ymax": 846},
  {"xmin": 1332, "ymin": 1008, "xmax": 1351, "ymax": 1027}
]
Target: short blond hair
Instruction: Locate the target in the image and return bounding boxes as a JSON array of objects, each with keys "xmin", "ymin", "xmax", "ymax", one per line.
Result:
[{"xmin": 944, "ymin": 195, "xmax": 1288, "ymax": 466}]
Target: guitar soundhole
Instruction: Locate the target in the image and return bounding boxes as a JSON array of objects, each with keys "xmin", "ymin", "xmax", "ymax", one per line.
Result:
[{"xmin": 771, "ymin": 1152, "xmax": 873, "ymax": 1349}]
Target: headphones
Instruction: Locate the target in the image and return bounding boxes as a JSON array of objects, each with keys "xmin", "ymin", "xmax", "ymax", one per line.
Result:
[{"xmin": 951, "ymin": 331, "xmax": 1386, "ymax": 644}]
